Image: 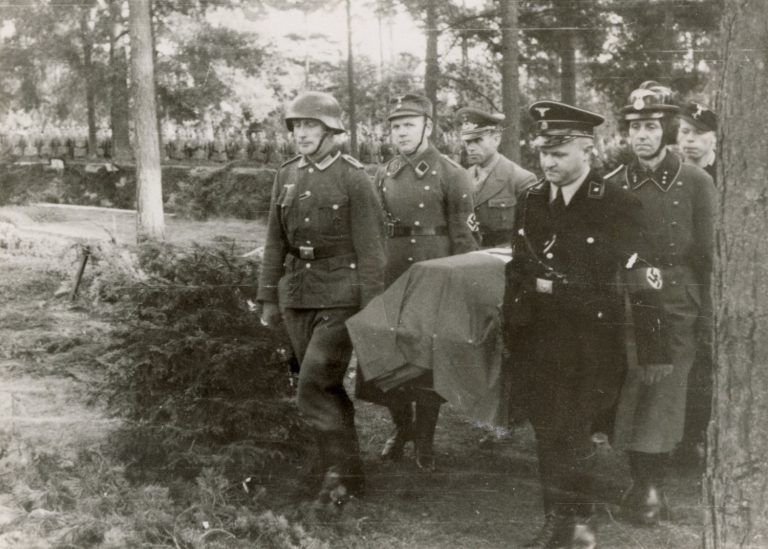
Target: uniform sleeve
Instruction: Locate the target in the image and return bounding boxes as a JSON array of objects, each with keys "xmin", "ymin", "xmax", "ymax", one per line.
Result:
[
  {"xmin": 615, "ymin": 191, "xmax": 671, "ymax": 366},
  {"xmin": 691, "ymin": 172, "xmax": 716, "ymax": 291},
  {"xmin": 256, "ymin": 170, "xmax": 287, "ymax": 304},
  {"xmin": 347, "ymin": 169, "xmax": 387, "ymax": 307},
  {"xmin": 501, "ymin": 198, "xmax": 535, "ymax": 351},
  {"xmin": 514, "ymin": 169, "xmax": 539, "ymax": 198},
  {"xmin": 443, "ymin": 166, "xmax": 479, "ymax": 254}
]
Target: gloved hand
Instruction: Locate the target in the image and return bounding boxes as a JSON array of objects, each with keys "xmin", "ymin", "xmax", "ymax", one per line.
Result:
[{"xmin": 260, "ymin": 302, "xmax": 281, "ymax": 328}]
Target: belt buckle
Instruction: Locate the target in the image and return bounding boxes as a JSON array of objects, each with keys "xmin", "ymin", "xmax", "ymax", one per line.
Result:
[
  {"xmin": 299, "ymin": 246, "xmax": 315, "ymax": 260},
  {"xmin": 385, "ymin": 223, "xmax": 396, "ymax": 237}
]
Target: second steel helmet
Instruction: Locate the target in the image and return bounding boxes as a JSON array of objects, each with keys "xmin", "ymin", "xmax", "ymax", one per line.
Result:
[{"xmin": 285, "ymin": 92, "xmax": 345, "ymax": 133}]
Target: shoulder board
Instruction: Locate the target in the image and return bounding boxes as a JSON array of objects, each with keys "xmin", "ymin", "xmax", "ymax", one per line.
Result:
[
  {"xmin": 603, "ymin": 164, "xmax": 625, "ymax": 180},
  {"xmin": 527, "ymin": 180, "xmax": 547, "ymax": 194},
  {"xmin": 279, "ymin": 154, "xmax": 301, "ymax": 168},
  {"xmin": 441, "ymin": 154, "xmax": 463, "ymax": 170},
  {"xmin": 341, "ymin": 154, "xmax": 365, "ymax": 169},
  {"xmin": 587, "ymin": 179, "xmax": 606, "ymax": 199}
]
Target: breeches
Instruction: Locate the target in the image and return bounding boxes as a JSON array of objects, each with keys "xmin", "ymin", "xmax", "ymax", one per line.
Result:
[{"xmin": 282, "ymin": 307, "xmax": 358, "ymax": 433}]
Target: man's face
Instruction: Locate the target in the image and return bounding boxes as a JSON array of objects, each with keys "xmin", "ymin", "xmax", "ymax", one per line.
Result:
[
  {"xmin": 677, "ymin": 118, "xmax": 715, "ymax": 162},
  {"xmin": 462, "ymin": 132, "xmax": 500, "ymax": 166},
  {"xmin": 390, "ymin": 115, "xmax": 431, "ymax": 155},
  {"xmin": 291, "ymin": 118, "xmax": 327, "ymax": 155},
  {"xmin": 538, "ymin": 138, "xmax": 591, "ymax": 187},
  {"xmin": 628, "ymin": 119, "xmax": 664, "ymax": 159}
]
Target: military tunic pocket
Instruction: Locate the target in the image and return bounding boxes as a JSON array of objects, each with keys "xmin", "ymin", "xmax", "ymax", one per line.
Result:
[
  {"xmin": 317, "ymin": 197, "xmax": 350, "ymax": 236},
  {"xmin": 487, "ymin": 197, "xmax": 516, "ymax": 226}
]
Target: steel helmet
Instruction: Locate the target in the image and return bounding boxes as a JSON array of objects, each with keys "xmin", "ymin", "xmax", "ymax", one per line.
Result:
[{"xmin": 285, "ymin": 92, "xmax": 345, "ymax": 133}]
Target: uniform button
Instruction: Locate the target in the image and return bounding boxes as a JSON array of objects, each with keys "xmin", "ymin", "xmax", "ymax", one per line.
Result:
[
  {"xmin": 305, "ymin": 263, "xmax": 311, "ymax": 269},
  {"xmin": 622, "ymin": 185, "xmax": 629, "ymax": 189},
  {"xmin": 462, "ymin": 193, "xmax": 468, "ymax": 198},
  {"xmin": 424, "ymin": 185, "xmax": 431, "ymax": 190},
  {"xmin": 431, "ymin": 170, "xmax": 437, "ymax": 175},
  {"xmin": 586, "ymin": 237, "xmax": 595, "ymax": 244},
  {"xmin": 671, "ymin": 280, "xmax": 678, "ymax": 286},
  {"xmin": 669, "ymin": 242, "xmax": 676, "ymax": 248},
  {"xmin": 386, "ymin": 172, "xmax": 391, "ymax": 176},
  {"xmin": 306, "ymin": 240, "xmax": 311, "ymax": 244},
  {"xmin": 350, "ymin": 263, "xmax": 356, "ymax": 269},
  {"xmin": 304, "ymin": 217, "xmax": 310, "ymax": 223},
  {"xmin": 677, "ymin": 180, "xmax": 683, "ymax": 186},
  {"xmin": 414, "ymin": 221, "xmax": 421, "ymax": 226},
  {"xmin": 382, "ymin": 187, "xmax": 387, "ymax": 192},
  {"xmin": 308, "ymin": 168, "xmax": 314, "ymax": 173},
  {"xmin": 410, "ymin": 238, "xmax": 416, "ymax": 244},
  {"xmin": 670, "ymin": 221, "xmax": 678, "ymax": 227},
  {"xmin": 545, "ymin": 252, "xmax": 554, "ymax": 259},
  {"xmin": 418, "ymin": 203, "xmax": 424, "ymax": 208},
  {"xmin": 672, "ymin": 200, "xmax": 679, "ymax": 206},
  {"xmin": 407, "ymin": 257, "xmax": 414, "ymax": 262},
  {"xmin": 597, "ymin": 311, "xmax": 604, "ymax": 319},
  {"xmin": 332, "ymin": 204, "xmax": 339, "ymax": 210}
]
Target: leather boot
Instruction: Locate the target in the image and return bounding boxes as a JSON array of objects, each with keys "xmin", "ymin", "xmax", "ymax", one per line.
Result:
[
  {"xmin": 414, "ymin": 395, "xmax": 441, "ymax": 471},
  {"xmin": 625, "ymin": 451, "xmax": 670, "ymax": 525},
  {"xmin": 381, "ymin": 399, "xmax": 413, "ymax": 461}
]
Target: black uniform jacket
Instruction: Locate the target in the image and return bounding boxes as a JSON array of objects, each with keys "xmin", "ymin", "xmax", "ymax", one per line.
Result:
[
  {"xmin": 502, "ymin": 170, "xmax": 670, "ymax": 416},
  {"xmin": 257, "ymin": 150, "xmax": 386, "ymax": 309}
]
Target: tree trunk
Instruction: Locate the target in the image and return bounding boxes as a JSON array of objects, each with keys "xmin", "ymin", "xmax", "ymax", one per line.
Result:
[
  {"xmin": 500, "ymin": 0, "xmax": 520, "ymax": 162},
  {"xmin": 704, "ymin": 1, "xmax": 768, "ymax": 547},
  {"xmin": 109, "ymin": 0, "xmax": 132, "ymax": 162},
  {"xmin": 424, "ymin": 0, "xmax": 439, "ymax": 126},
  {"xmin": 559, "ymin": 29, "xmax": 576, "ymax": 105},
  {"xmin": 80, "ymin": 8, "xmax": 98, "ymax": 157},
  {"xmin": 345, "ymin": 0, "xmax": 357, "ymax": 156},
  {"xmin": 129, "ymin": 0, "xmax": 164, "ymax": 241}
]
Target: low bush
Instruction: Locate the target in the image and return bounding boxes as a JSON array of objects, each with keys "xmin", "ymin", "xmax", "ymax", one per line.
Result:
[{"xmin": 99, "ymin": 239, "xmax": 308, "ymax": 481}]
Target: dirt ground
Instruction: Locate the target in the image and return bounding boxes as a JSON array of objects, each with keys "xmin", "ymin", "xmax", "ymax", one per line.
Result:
[{"xmin": 0, "ymin": 206, "xmax": 706, "ymax": 548}]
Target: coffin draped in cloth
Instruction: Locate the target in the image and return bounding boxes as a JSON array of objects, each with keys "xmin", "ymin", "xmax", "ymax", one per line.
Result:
[{"xmin": 346, "ymin": 250, "xmax": 511, "ymax": 426}]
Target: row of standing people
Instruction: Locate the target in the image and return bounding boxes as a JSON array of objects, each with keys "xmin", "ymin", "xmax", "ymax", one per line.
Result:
[{"xmin": 255, "ymin": 84, "xmax": 716, "ymax": 548}]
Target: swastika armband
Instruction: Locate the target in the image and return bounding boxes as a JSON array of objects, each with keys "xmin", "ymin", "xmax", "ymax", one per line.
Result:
[{"xmin": 625, "ymin": 267, "xmax": 663, "ymax": 292}]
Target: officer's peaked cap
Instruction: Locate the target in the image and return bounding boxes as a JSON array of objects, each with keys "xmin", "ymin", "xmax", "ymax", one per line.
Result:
[
  {"xmin": 528, "ymin": 100, "xmax": 604, "ymax": 148},
  {"xmin": 679, "ymin": 101, "xmax": 717, "ymax": 132},
  {"xmin": 285, "ymin": 91, "xmax": 345, "ymax": 133},
  {"xmin": 387, "ymin": 93, "xmax": 433, "ymax": 121},
  {"xmin": 456, "ymin": 107, "xmax": 504, "ymax": 139}
]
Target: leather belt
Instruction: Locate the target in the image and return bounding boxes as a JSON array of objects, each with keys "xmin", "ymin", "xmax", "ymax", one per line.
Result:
[
  {"xmin": 386, "ymin": 223, "xmax": 448, "ymax": 238},
  {"xmin": 287, "ymin": 242, "xmax": 354, "ymax": 261}
]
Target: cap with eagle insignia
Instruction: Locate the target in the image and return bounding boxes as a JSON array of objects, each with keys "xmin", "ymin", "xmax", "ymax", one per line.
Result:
[
  {"xmin": 387, "ymin": 93, "xmax": 433, "ymax": 121},
  {"xmin": 528, "ymin": 100, "xmax": 605, "ymax": 148},
  {"xmin": 620, "ymin": 81, "xmax": 679, "ymax": 120},
  {"xmin": 679, "ymin": 101, "xmax": 717, "ymax": 132},
  {"xmin": 455, "ymin": 107, "xmax": 504, "ymax": 139}
]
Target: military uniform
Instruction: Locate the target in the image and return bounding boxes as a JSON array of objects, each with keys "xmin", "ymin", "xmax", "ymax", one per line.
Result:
[
  {"xmin": 607, "ymin": 151, "xmax": 715, "ymax": 454},
  {"xmin": 357, "ymin": 94, "xmax": 478, "ymax": 470},
  {"xmin": 503, "ymin": 102, "xmax": 668, "ymax": 546},
  {"xmin": 258, "ymin": 149, "xmax": 386, "ymax": 427},
  {"xmin": 468, "ymin": 156, "xmax": 535, "ymax": 247}
]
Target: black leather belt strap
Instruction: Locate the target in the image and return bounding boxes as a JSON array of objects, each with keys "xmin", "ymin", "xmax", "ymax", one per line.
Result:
[
  {"xmin": 480, "ymin": 230, "xmax": 512, "ymax": 247},
  {"xmin": 287, "ymin": 242, "xmax": 355, "ymax": 260},
  {"xmin": 386, "ymin": 223, "xmax": 448, "ymax": 238}
]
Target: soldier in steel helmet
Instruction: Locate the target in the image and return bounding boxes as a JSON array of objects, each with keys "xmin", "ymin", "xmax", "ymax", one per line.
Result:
[
  {"xmin": 456, "ymin": 106, "xmax": 537, "ymax": 248},
  {"xmin": 607, "ymin": 81, "xmax": 716, "ymax": 525},
  {"xmin": 356, "ymin": 93, "xmax": 478, "ymax": 471},
  {"xmin": 257, "ymin": 91, "xmax": 386, "ymax": 506},
  {"xmin": 502, "ymin": 101, "xmax": 668, "ymax": 548}
]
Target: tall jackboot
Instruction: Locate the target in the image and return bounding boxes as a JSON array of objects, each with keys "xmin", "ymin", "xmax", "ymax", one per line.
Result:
[
  {"xmin": 625, "ymin": 451, "xmax": 670, "ymax": 525},
  {"xmin": 414, "ymin": 392, "xmax": 442, "ymax": 471},
  {"xmin": 381, "ymin": 395, "xmax": 414, "ymax": 461}
]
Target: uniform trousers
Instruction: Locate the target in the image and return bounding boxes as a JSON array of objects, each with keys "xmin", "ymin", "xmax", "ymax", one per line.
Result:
[{"xmin": 282, "ymin": 307, "xmax": 358, "ymax": 434}]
